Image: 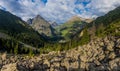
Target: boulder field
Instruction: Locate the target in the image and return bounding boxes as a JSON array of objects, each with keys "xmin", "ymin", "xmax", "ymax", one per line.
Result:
[{"xmin": 0, "ymin": 36, "xmax": 120, "ymax": 71}]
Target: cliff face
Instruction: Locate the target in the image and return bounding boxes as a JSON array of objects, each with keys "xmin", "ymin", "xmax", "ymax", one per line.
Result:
[{"xmin": 0, "ymin": 36, "xmax": 120, "ymax": 71}]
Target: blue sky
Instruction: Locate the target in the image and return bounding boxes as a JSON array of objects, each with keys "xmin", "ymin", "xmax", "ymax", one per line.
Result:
[{"xmin": 0, "ymin": 0, "xmax": 120, "ymax": 23}]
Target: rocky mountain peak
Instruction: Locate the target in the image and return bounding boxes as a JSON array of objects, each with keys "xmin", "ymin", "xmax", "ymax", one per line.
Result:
[
  {"xmin": 27, "ymin": 15, "xmax": 55, "ymax": 36},
  {"xmin": 35, "ymin": 15, "xmax": 44, "ymax": 20}
]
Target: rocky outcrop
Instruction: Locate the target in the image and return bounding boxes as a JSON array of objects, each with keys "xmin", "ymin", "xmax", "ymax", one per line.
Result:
[{"xmin": 0, "ymin": 36, "xmax": 120, "ymax": 71}]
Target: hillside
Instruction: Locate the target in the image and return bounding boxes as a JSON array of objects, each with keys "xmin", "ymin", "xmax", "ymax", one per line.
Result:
[
  {"xmin": 0, "ymin": 9, "xmax": 46, "ymax": 54},
  {"xmin": 71, "ymin": 6, "xmax": 120, "ymax": 46},
  {"xmin": 89, "ymin": 6, "xmax": 120, "ymax": 37},
  {"xmin": 56, "ymin": 16, "xmax": 91, "ymax": 41}
]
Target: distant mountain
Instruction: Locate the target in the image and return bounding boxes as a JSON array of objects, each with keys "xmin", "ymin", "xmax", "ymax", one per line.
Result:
[
  {"xmin": 49, "ymin": 21, "xmax": 59, "ymax": 28},
  {"xmin": 56, "ymin": 16, "xmax": 91, "ymax": 40},
  {"xmin": 27, "ymin": 18, "xmax": 33, "ymax": 25},
  {"xmin": 27, "ymin": 15, "xmax": 56, "ymax": 37},
  {"xmin": 0, "ymin": 9, "xmax": 46, "ymax": 53},
  {"xmin": 66, "ymin": 16, "xmax": 93, "ymax": 24}
]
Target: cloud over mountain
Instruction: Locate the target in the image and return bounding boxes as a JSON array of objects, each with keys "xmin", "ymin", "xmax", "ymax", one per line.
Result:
[{"xmin": 0, "ymin": 0, "xmax": 120, "ymax": 23}]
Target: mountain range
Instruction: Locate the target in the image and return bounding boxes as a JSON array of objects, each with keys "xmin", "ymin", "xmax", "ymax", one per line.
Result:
[
  {"xmin": 0, "ymin": 6, "xmax": 120, "ymax": 54},
  {"xmin": 0, "ymin": 5, "xmax": 120, "ymax": 71}
]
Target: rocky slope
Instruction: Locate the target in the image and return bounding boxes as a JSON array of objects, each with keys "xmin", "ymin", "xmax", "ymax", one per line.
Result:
[{"xmin": 0, "ymin": 36, "xmax": 120, "ymax": 71}]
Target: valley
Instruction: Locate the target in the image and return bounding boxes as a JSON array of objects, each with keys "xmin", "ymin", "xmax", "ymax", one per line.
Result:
[{"xmin": 0, "ymin": 4, "xmax": 120, "ymax": 71}]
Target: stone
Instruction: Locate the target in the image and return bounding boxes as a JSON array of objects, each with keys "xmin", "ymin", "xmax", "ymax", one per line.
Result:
[
  {"xmin": 109, "ymin": 58, "xmax": 120, "ymax": 70},
  {"xmin": 44, "ymin": 59, "xmax": 50, "ymax": 67},
  {"xmin": 107, "ymin": 41, "xmax": 114, "ymax": 51},
  {"xmin": 94, "ymin": 60, "xmax": 101, "ymax": 66},
  {"xmin": 1, "ymin": 53, "xmax": 6, "ymax": 61},
  {"xmin": 29, "ymin": 61, "xmax": 34, "ymax": 69},
  {"xmin": 1, "ymin": 63, "xmax": 18, "ymax": 71},
  {"xmin": 69, "ymin": 61, "xmax": 79, "ymax": 69},
  {"xmin": 108, "ymin": 52, "xmax": 116, "ymax": 59},
  {"xmin": 59, "ymin": 66, "xmax": 67, "ymax": 71},
  {"xmin": 61, "ymin": 58, "xmax": 70, "ymax": 70},
  {"xmin": 116, "ymin": 38, "xmax": 120, "ymax": 48},
  {"xmin": 0, "ymin": 58, "xmax": 2, "ymax": 69}
]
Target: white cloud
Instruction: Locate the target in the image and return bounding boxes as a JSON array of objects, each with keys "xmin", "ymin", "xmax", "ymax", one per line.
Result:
[
  {"xmin": 86, "ymin": 0, "xmax": 120, "ymax": 17},
  {"xmin": 0, "ymin": 0, "xmax": 120, "ymax": 23}
]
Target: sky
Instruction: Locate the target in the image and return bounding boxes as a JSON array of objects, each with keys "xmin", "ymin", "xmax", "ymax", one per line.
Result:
[{"xmin": 0, "ymin": 0, "xmax": 120, "ymax": 24}]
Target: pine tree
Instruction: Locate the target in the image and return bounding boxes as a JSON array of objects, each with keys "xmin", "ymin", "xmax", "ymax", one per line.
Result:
[
  {"xmin": 14, "ymin": 43, "xmax": 18, "ymax": 54},
  {"xmin": 29, "ymin": 49, "xmax": 34, "ymax": 57}
]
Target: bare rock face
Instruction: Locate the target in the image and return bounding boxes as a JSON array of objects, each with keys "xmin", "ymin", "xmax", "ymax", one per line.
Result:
[{"xmin": 0, "ymin": 36, "xmax": 120, "ymax": 71}]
